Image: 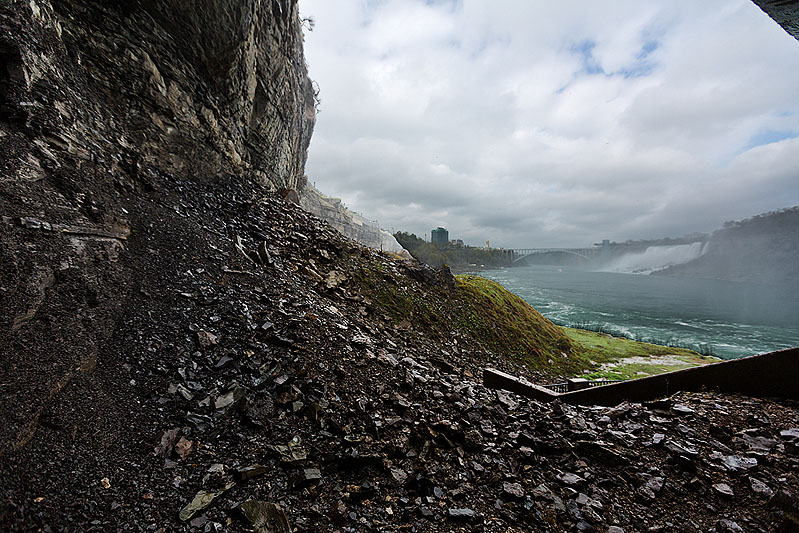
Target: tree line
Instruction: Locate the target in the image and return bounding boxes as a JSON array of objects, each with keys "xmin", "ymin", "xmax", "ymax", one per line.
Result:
[{"xmin": 394, "ymin": 231, "xmax": 513, "ymax": 270}]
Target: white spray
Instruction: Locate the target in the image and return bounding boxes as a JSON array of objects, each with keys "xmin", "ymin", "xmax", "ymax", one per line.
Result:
[{"xmin": 603, "ymin": 242, "xmax": 708, "ymax": 274}]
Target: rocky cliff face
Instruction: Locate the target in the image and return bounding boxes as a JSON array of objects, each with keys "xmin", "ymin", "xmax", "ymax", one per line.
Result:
[
  {"xmin": 2, "ymin": 1, "xmax": 799, "ymax": 531},
  {"xmin": 0, "ymin": 0, "xmax": 313, "ymax": 468},
  {"xmin": 754, "ymin": 0, "xmax": 799, "ymax": 41},
  {"xmin": 655, "ymin": 207, "xmax": 799, "ymax": 284},
  {"xmin": 300, "ymin": 183, "xmax": 409, "ymax": 256},
  {"xmin": 1, "ymin": 0, "xmax": 314, "ymax": 191}
]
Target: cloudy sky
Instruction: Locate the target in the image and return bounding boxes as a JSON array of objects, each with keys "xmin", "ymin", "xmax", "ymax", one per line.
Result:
[{"xmin": 298, "ymin": 0, "xmax": 799, "ymax": 248}]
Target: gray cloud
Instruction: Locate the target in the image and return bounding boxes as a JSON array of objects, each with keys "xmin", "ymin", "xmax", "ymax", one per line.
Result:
[{"xmin": 299, "ymin": 0, "xmax": 799, "ymax": 248}]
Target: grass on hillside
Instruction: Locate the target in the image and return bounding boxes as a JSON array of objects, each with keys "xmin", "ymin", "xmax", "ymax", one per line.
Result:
[
  {"xmin": 454, "ymin": 275, "xmax": 717, "ymax": 380},
  {"xmin": 357, "ymin": 265, "xmax": 715, "ymax": 380},
  {"xmin": 562, "ymin": 327, "xmax": 718, "ymax": 380},
  {"xmin": 352, "ymin": 263, "xmax": 593, "ymax": 375},
  {"xmin": 453, "ymin": 275, "xmax": 592, "ymax": 375}
]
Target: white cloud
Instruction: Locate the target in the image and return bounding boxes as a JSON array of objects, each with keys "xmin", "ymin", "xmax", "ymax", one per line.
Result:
[{"xmin": 299, "ymin": 0, "xmax": 799, "ymax": 248}]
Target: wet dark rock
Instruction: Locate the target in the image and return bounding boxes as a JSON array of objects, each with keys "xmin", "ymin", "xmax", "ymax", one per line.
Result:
[
  {"xmin": 197, "ymin": 330, "xmax": 218, "ymax": 348},
  {"xmin": 749, "ymin": 477, "xmax": 773, "ymax": 497},
  {"xmin": 739, "ymin": 433, "xmax": 776, "ymax": 454},
  {"xmin": 237, "ymin": 500, "xmax": 291, "ymax": 533},
  {"xmin": 169, "ymin": 383, "xmax": 195, "ymax": 401},
  {"xmin": 672, "ymin": 404, "xmax": 695, "ymax": 416},
  {"xmin": 447, "ymin": 508, "xmax": 477, "ymax": 522},
  {"xmin": 712, "ymin": 483, "xmax": 735, "ymax": 499},
  {"xmin": 566, "ymin": 499, "xmax": 584, "ymax": 521},
  {"xmin": 243, "ymin": 396, "xmax": 275, "ymax": 427},
  {"xmin": 720, "ymin": 455, "xmax": 757, "ymax": 472},
  {"xmin": 644, "ymin": 476, "xmax": 664, "ymax": 494},
  {"xmin": 154, "ymin": 428, "xmax": 181, "ymax": 458},
  {"xmin": 185, "ymin": 412, "xmax": 213, "ymax": 432},
  {"xmin": 214, "ymin": 355, "xmax": 234, "ymax": 369},
  {"xmin": 390, "ymin": 467, "xmax": 408, "ymax": 485},
  {"xmin": 174, "ymin": 437, "xmax": 192, "ymax": 460},
  {"xmin": 235, "ymin": 464, "xmax": 269, "ymax": 483},
  {"xmin": 502, "ymin": 481, "xmax": 525, "ymax": 500},
  {"xmin": 189, "ymin": 515, "xmax": 207, "ymax": 529},
  {"xmin": 214, "ymin": 387, "xmax": 245, "ymax": 410},
  {"xmin": 560, "ymin": 473, "xmax": 584, "ymax": 486},
  {"xmin": 714, "ymin": 519, "xmax": 744, "ymax": 532},
  {"xmin": 179, "ymin": 483, "xmax": 233, "ymax": 522},
  {"xmin": 269, "ymin": 436, "xmax": 308, "ymax": 465},
  {"xmin": 292, "ymin": 467, "xmax": 322, "ymax": 489},
  {"xmin": 664, "ymin": 440, "xmax": 699, "ymax": 457}
]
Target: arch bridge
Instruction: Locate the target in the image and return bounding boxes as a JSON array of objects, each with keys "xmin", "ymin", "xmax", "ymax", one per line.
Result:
[{"xmin": 509, "ymin": 248, "xmax": 600, "ymax": 263}]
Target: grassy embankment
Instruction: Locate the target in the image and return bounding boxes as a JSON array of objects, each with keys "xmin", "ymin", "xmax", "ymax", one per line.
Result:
[
  {"xmin": 454, "ymin": 275, "xmax": 717, "ymax": 380},
  {"xmin": 353, "ymin": 258, "xmax": 587, "ymax": 376},
  {"xmin": 354, "ymin": 258, "xmax": 715, "ymax": 379},
  {"xmin": 562, "ymin": 327, "xmax": 717, "ymax": 380}
]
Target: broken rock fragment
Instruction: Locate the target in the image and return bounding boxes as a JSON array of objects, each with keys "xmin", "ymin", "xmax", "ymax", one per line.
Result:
[
  {"xmin": 235, "ymin": 464, "xmax": 269, "ymax": 482},
  {"xmin": 749, "ymin": 477, "xmax": 773, "ymax": 497},
  {"xmin": 196, "ymin": 330, "xmax": 218, "ymax": 348},
  {"xmin": 237, "ymin": 500, "xmax": 291, "ymax": 533},
  {"xmin": 215, "ymin": 387, "xmax": 245, "ymax": 410},
  {"xmin": 712, "ymin": 483, "xmax": 734, "ymax": 499},
  {"xmin": 154, "ymin": 428, "xmax": 180, "ymax": 458},
  {"xmin": 447, "ymin": 508, "xmax": 477, "ymax": 522},
  {"xmin": 502, "ymin": 481, "xmax": 525, "ymax": 500},
  {"xmin": 269, "ymin": 436, "xmax": 308, "ymax": 465},
  {"xmin": 292, "ymin": 467, "xmax": 322, "ymax": 489},
  {"xmin": 174, "ymin": 437, "xmax": 192, "ymax": 460},
  {"xmin": 179, "ymin": 483, "xmax": 234, "ymax": 522}
]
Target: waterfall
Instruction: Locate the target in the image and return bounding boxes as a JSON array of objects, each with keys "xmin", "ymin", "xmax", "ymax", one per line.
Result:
[{"xmin": 603, "ymin": 242, "xmax": 708, "ymax": 274}]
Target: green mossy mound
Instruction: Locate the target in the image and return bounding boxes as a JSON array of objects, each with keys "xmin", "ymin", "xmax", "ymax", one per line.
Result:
[
  {"xmin": 562, "ymin": 327, "xmax": 717, "ymax": 380},
  {"xmin": 349, "ymin": 259, "xmax": 593, "ymax": 376},
  {"xmin": 454, "ymin": 275, "xmax": 591, "ymax": 374},
  {"xmin": 353, "ymin": 262, "xmax": 711, "ymax": 380}
]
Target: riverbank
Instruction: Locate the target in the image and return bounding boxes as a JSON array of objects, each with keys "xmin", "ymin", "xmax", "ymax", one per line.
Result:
[
  {"xmin": 481, "ymin": 264, "xmax": 799, "ymax": 359},
  {"xmin": 450, "ymin": 265, "xmax": 508, "ymax": 274},
  {"xmin": 454, "ymin": 274, "xmax": 716, "ymax": 382},
  {"xmin": 563, "ymin": 327, "xmax": 718, "ymax": 380}
]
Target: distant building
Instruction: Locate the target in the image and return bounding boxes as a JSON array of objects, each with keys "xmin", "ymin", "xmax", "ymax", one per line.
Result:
[
  {"xmin": 431, "ymin": 227, "xmax": 449, "ymax": 246},
  {"xmin": 452, "ymin": 239, "xmax": 464, "ymax": 247}
]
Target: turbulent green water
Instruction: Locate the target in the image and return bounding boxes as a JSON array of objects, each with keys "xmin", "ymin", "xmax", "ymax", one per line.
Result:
[{"xmin": 481, "ymin": 265, "xmax": 799, "ymax": 359}]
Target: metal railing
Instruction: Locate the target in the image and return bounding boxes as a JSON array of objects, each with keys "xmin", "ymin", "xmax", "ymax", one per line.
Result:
[{"xmin": 544, "ymin": 379, "xmax": 622, "ymax": 393}]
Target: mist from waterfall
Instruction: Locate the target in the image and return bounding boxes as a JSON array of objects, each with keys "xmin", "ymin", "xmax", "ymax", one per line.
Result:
[{"xmin": 602, "ymin": 242, "xmax": 709, "ymax": 274}]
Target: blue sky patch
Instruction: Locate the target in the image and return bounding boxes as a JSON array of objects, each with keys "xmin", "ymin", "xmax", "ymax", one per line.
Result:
[
  {"xmin": 571, "ymin": 39, "xmax": 605, "ymax": 75},
  {"xmin": 744, "ymin": 129, "xmax": 798, "ymax": 151}
]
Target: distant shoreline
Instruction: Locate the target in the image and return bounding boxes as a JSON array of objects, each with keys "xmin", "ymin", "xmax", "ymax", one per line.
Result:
[{"xmin": 449, "ymin": 265, "xmax": 506, "ymax": 275}]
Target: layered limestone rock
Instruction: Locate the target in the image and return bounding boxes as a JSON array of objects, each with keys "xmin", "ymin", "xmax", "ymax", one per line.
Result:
[
  {"xmin": 754, "ymin": 0, "xmax": 799, "ymax": 41},
  {"xmin": 300, "ymin": 183, "xmax": 409, "ymax": 256},
  {"xmin": 0, "ymin": 0, "xmax": 314, "ymax": 190},
  {"xmin": 0, "ymin": 0, "xmax": 314, "ymax": 454}
]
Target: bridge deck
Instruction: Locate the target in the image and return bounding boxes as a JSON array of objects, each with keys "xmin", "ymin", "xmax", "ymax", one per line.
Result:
[{"xmin": 510, "ymin": 248, "xmax": 600, "ymax": 261}]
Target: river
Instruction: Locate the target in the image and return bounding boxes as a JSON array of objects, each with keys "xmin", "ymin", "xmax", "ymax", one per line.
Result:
[{"xmin": 481, "ymin": 264, "xmax": 799, "ymax": 359}]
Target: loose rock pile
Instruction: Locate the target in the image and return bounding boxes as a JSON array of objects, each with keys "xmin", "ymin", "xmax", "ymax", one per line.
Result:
[
  {"xmin": 3, "ymin": 0, "xmax": 798, "ymax": 530},
  {"xmin": 2, "ymin": 170, "xmax": 798, "ymax": 532}
]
